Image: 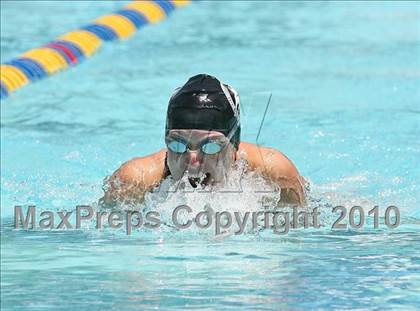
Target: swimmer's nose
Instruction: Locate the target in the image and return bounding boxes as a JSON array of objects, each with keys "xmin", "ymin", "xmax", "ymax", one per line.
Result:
[{"xmin": 188, "ymin": 151, "xmax": 202, "ymax": 166}]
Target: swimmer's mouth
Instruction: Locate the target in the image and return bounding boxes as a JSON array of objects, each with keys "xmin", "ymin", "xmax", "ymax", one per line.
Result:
[{"xmin": 188, "ymin": 173, "xmax": 211, "ymax": 188}]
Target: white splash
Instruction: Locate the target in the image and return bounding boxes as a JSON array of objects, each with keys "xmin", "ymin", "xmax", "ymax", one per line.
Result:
[{"xmin": 141, "ymin": 159, "xmax": 283, "ymax": 235}]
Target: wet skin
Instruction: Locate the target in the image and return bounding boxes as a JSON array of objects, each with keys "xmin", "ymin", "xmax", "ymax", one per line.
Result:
[{"xmin": 101, "ymin": 130, "xmax": 306, "ymax": 207}]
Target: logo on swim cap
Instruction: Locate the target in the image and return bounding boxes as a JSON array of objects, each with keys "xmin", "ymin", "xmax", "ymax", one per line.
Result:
[{"xmin": 165, "ymin": 74, "xmax": 241, "ymax": 149}]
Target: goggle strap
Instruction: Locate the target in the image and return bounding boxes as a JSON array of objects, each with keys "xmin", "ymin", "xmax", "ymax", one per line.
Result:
[{"xmin": 220, "ymin": 83, "xmax": 240, "ymax": 121}]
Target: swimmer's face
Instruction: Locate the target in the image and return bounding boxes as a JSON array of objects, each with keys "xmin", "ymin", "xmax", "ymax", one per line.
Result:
[{"xmin": 166, "ymin": 129, "xmax": 237, "ymax": 187}]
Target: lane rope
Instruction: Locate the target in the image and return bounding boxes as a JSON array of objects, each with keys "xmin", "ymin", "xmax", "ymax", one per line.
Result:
[{"xmin": 0, "ymin": 0, "xmax": 191, "ymax": 100}]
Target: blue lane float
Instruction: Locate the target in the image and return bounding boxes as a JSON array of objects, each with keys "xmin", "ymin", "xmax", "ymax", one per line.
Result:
[{"xmin": 114, "ymin": 9, "xmax": 149, "ymax": 29}]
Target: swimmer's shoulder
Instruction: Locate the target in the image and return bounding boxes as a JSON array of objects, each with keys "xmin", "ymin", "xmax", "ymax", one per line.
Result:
[
  {"xmin": 100, "ymin": 149, "xmax": 167, "ymax": 207},
  {"xmin": 237, "ymin": 142, "xmax": 296, "ymax": 174},
  {"xmin": 237, "ymin": 142, "xmax": 306, "ymax": 205},
  {"xmin": 116, "ymin": 148, "xmax": 167, "ymax": 185}
]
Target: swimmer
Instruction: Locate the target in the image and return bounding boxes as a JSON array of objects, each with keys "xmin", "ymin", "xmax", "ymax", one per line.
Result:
[{"xmin": 101, "ymin": 74, "xmax": 306, "ymax": 207}]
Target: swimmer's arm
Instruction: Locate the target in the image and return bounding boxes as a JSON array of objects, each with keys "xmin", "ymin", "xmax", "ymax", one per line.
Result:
[
  {"xmin": 99, "ymin": 161, "xmax": 149, "ymax": 208},
  {"xmin": 243, "ymin": 143, "xmax": 306, "ymax": 206},
  {"xmin": 99, "ymin": 150, "xmax": 166, "ymax": 208},
  {"xmin": 261, "ymin": 148, "xmax": 306, "ymax": 206}
]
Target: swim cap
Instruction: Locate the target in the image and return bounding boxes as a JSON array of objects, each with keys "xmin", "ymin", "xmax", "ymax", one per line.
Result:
[{"xmin": 165, "ymin": 74, "xmax": 241, "ymax": 149}]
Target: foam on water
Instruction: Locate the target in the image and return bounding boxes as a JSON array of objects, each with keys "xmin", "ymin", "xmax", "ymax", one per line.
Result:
[{"xmin": 147, "ymin": 160, "xmax": 278, "ymax": 208}]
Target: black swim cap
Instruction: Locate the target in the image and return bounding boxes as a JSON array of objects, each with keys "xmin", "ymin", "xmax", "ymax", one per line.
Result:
[{"xmin": 165, "ymin": 74, "xmax": 241, "ymax": 149}]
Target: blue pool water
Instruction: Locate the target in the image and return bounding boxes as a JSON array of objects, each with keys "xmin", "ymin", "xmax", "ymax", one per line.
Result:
[{"xmin": 1, "ymin": 1, "xmax": 420, "ymax": 309}]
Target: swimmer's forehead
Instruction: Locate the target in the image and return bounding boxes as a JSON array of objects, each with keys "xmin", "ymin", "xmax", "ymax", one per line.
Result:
[{"xmin": 167, "ymin": 129, "xmax": 226, "ymax": 140}]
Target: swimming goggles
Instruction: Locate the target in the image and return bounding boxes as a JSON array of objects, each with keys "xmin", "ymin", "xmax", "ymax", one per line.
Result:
[
  {"xmin": 166, "ymin": 139, "xmax": 224, "ymax": 155},
  {"xmin": 166, "ymin": 119, "xmax": 240, "ymax": 155}
]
